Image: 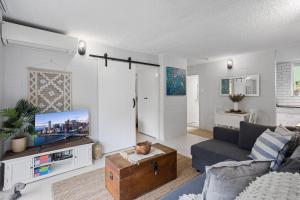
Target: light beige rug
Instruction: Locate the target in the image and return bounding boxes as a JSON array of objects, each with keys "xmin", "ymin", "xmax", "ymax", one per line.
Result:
[{"xmin": 52, "ymin": 154, "xmax": 199, "ymax": 200}]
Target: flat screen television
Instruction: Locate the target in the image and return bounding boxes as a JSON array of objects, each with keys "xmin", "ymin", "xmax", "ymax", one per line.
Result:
[{"xmin": 34, "ymin": 109, "xmax": 89, "ymax": 146}]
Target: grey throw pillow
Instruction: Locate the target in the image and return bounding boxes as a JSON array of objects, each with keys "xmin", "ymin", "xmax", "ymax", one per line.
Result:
[
  {"xmin": 276, "ymin": 158, "xmax": 300, "ymax": 173},
  {"xmin": 291, "ymin": 145, "xmax": 300, "ymax": 159},
  {"xmin": 275, "ymin": 125, "xmax": 299, "ymax": 157},
  {"xmin": 202, "ymin": 160, "xmax": 271, "ymax": 200}
]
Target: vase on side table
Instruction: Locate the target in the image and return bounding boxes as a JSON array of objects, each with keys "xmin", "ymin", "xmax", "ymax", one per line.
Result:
[{"xmin": 233, "ymin": 102, "xmax": 239, "ymax": 111}]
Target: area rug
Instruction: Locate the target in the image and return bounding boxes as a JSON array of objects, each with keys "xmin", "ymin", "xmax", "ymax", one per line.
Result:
[
  {"xmin": 187, "ymin": 127, "xmax": 213, "ymax": 139},
  {"xmin": 52, "ymin": 153, "xmax": 199, "ymax": 200}
]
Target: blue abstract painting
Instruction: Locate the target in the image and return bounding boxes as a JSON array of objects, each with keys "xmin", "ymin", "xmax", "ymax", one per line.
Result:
[{"xmin": 166, "ymin": 67, "xmax": 186, "ymax": 95}]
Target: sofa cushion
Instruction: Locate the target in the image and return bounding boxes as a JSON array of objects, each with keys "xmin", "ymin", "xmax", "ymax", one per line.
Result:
[
  {"xmin": 238, "ymin": 122, "xmax": 297, "ymax": 151},
  {"xmin": 191, "ymin": 140, "xmax": 251, "ymax": 164},
  {"xmin": 238, "ymin": 122, "xmax": 276, "ymax": 150},
  {"xmin": 160, "ymin": 174, "xmax": 206, "ymax": 200},
  {"xmin": 202, "ymin": 160, "xmax": 271, "ymax": 200},
  {"xmin": 249, "ymin": 129, "xmax": 292, "ymax": 170},
  {"xmin": 291, "ymin": 145, "xmax": 300, "ymax": 159},
  {"xmin": 275, "ymin": 125, "xmax": 299, "ymax": 157},
  {"xmin": 213, "ymin": 126, "xmax": 239, "ymax": 144},
  {"xmin": 276, "ymin": 158, "xmax": 300, "ymax": 173}
]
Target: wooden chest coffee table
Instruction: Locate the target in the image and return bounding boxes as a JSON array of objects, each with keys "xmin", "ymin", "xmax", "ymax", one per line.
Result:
[{"xmin": 105, "ymin": 143, "xmax": 177, "ymax": 200}]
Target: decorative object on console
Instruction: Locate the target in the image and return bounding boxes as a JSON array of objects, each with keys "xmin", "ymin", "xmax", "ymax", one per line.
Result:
[
  {"xmin": 0, "ymin": 99, "xmax": 40, "ymax": 153},
  {"xmin": 92, "ymin": 142, "xmax": 102, "ymax": 160},
  {"xmin": 166, "ymin": 67, "xmax": 186, "ymax": 96},
  {"xmin": 28, "ymin": 68, "xmax": 72, "ymax": 113},
  {"xmin": 135, "ymin": 141, "xmax": 151, "ymax": 155},
  {"xmin": 229, "ymin": 94, "xmax": 245, "ymax": 112},
  {"xmin": 235, "ymin": 172, "xmax": 300, "ymax": 200}
]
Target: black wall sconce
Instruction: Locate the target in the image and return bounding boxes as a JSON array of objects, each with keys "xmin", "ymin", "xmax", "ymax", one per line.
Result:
[
  {"xmin": 227, "ymin": 59, "xmax": 233, "ymax": 70},
  {"xmin": 78, "ymin": 40, "xmax": 87, "ymax": 56}
]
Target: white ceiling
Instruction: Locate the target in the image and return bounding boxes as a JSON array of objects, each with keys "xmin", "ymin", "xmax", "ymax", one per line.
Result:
[{"xmin": 2, "ymin": 0, "xmax": 300, "ymax": 65}]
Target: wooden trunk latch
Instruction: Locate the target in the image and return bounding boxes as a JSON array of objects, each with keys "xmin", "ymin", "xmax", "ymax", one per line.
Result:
[
  {"xmin": 152, "ymin": 161, "xmax": 159, "ymax": 176},
  {"xmin": 108, "ymin": 171, "xmax": 113, "ymax": 180}
]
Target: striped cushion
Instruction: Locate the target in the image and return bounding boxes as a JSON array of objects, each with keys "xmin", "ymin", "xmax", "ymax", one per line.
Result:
[{"xmin": 250, "ymin": 129, "xmax": 292, "ymax": 170}]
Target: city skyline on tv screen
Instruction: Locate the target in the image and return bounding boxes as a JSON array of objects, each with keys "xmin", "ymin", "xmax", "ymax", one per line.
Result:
[{"xmin": 35, "ymin": 109, "xmax": 89, "ymax": 136}]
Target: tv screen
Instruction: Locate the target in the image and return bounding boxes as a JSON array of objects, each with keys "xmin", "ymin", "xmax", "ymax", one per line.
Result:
[{"xmin": 34, "ymin": 109, "xmax": 89, "ymax": 146}]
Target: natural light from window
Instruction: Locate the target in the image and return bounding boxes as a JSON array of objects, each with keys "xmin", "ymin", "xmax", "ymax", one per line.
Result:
[{"xmin": 292, "ymin": 64, "xmax": 300, "ymax": 96}]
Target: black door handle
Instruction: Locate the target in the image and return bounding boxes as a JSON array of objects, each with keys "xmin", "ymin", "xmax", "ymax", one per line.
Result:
[{"xmin": 133, "ymin": 98, "xmax": 136, "ymax": 108}]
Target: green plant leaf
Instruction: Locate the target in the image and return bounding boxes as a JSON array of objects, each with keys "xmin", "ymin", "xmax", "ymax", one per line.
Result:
[{"xmin": 0, "ymin": 99, "xmax": 40, "ymax": 138}]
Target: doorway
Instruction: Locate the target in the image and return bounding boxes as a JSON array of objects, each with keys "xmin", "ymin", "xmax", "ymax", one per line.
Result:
[
  {"xmin": 187, "ymin": 75, "xmax": 199, "ymax": 128},
  {"xmin": 136, "ymin": 66, "xmax": 159, "ymax": 141}
]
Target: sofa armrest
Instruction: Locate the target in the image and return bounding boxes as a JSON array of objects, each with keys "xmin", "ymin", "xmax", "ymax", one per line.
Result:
[{"xmin": 213, "ymin": 126, "xmax": 239, "ymax": 144}]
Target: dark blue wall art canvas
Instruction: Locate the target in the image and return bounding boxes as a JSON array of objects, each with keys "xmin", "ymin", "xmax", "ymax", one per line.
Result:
[{"xmin": 166, "ymin": 67, "xmax": 186, "ymax": 95}]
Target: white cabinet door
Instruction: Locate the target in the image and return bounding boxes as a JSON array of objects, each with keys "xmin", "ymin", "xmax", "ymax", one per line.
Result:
[
  {"xmin": 74, "ymin": 145, "xmax": 92, "ymax": 168},
  {"xmin": 4, "ymin": 158, "xmax": 32, "ymax": 190}
]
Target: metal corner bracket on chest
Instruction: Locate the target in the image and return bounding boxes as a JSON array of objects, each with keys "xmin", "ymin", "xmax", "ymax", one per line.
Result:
[{"xmin": 89, "ymin": 53, "xmax": 160, "ymax": 69}]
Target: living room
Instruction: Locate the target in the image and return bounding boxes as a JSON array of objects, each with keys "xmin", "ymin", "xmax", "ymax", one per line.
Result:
[{"xmin": 0, "ymin": 1, "xmax": 300, "ymax": 200}]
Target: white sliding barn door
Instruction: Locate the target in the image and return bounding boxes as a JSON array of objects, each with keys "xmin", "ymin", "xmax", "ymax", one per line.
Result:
[{"xmin": 98, "ymin": 61, "xmax": 136, "ymax": 153}]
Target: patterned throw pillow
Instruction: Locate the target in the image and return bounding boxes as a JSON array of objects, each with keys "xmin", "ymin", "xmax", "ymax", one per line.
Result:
[
  {"xmin": 275, "ymin": 125, "xmax": 299, "ymax": 157},
  {"xmin": 235, "ymin": 172, "xmax": 300, "ymax": 200},
  {"xmin": 249, "ymin": 129, "xmax": 292, "ymax": 170}
]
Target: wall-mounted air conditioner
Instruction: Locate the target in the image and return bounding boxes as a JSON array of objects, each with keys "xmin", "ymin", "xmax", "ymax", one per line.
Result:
[{"xmin": 1, "ymin": 21, "xmax": 78, "ymax": 54}]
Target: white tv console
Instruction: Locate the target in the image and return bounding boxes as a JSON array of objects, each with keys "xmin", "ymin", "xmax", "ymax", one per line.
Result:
[{"xmin": 1, "ymin": 137, "xmax": 93, "ymax": 191}]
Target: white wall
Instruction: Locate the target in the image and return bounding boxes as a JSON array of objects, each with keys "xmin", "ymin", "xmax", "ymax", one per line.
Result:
[
  {"xmin": 188, "ymin": 50, "xmax": 276, "ymax": 131},
  {"xmin": 2, "ymin": 41, "xmax": 158, "ymax": 145},
  {"xmin": 159, "ymin": 55, "xmax": 187, "ymax": 140}
]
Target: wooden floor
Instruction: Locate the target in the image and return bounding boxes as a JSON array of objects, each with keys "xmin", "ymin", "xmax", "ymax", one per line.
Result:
[{"xmin": 187, "ymin": 127, "xmax": 213, "ymax": 139}]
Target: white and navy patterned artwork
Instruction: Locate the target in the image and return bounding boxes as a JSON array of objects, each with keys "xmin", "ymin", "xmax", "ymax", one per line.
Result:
[{"xmin": 28, "ymin": 68, "xmax": 72, "ymax": 113}]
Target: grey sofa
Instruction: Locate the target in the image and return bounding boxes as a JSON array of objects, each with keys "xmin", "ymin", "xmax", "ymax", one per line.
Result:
[
  {"xmin": 161, "ymin": 122, "xmax": 297, "ymax": 200},
  {"xmin": 191, "ymin": 122, "xmax": 296, "ymax": 172}
]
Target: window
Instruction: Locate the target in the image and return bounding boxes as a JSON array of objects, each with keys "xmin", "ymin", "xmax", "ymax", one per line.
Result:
[{"xmin": 292, "ymin": 64, "xmax": 300, "ymax": 96}]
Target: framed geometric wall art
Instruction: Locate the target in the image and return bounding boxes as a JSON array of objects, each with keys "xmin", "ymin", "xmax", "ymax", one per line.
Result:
[
  {"xmin": 166, "ymin": 66, "xmax": 186, "ymax": 96},
  {"xmin": 28, "ymin": 68, "xmax": 72, "ymax": 113}
]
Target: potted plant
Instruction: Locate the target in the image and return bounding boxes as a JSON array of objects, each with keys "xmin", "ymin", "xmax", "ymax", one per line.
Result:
[
  {"xmin": 0, "ymin": 99, "xmax": 40, "ymax": 153},
  {"xmin": 229, "ymin": 94, "xmax": 245, "ymax": 112}
]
